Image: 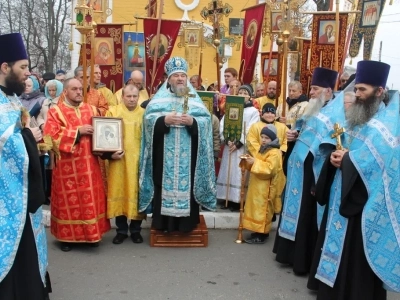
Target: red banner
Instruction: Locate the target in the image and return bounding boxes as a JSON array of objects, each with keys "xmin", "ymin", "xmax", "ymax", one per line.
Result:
[
  {"xmin": 81, "ymin": 24, "xmax": 124, "ymax": 93},
  {"xmin": 239, "ymin": 3, "xmax": 266, "ymax": 84},
  {"xmin": 143, "ymin": 19, "xmax": 182, "ymax": 94},
  {"xmin": 300, "ymin": 40, "xmax": 311, "ymax": 96},
  {"xmin": 260, "ymin": 51, "xmax": 283, "ymax": 97}
]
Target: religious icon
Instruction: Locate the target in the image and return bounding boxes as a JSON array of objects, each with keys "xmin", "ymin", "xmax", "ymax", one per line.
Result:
[
  {"xmin": 185, "ymin": 30, "xmax": 200, "ymax": 46},
  {"xmin": 87, "ymin": 0, "xmax": 102, "ymax": 10},
  {"xmin": 271, "ymin": 11, "xmax": 283, "ymax": 32},
  {"xmin": 245, "ymin": 21, "xmax": 258, "ymax": 48},
  {"xmin": 318, "ymin": 20, "xmax": 336, "ymax": 45},
  {"xmin": 263, "ymin": 58, "xmax": 278, "ymax": 76},
  {"xmin": 362, "ymin": 0, "xmax": 380, "ymax": 27},
  {"xmin": 228, "ymin": 108, "xmax": 239, "ymax": 121},
  {"xmin": 94, "ymin": 38, "xmax": 115, "ymax": 65},
  {"xmin": 229, "ymin": 18, "xmax": 244, "ymax": 36},
  {"xmin": 149, "ymin": 34, "xmax": 168, "ymax": 59},
  {"xmin": 92, "ymin": 117, "xmax": 123, "ymax": 152}
]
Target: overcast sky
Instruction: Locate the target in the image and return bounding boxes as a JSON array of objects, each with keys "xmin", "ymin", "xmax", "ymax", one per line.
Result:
[{"xmin": 344, "ymin": 2, "xmax": 400, "ymax": 90}]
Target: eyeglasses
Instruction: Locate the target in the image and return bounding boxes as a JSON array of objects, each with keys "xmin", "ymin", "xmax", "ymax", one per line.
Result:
[{"xmin": 341, "ymin": 79, "xmax": 348, "ymax": 83}]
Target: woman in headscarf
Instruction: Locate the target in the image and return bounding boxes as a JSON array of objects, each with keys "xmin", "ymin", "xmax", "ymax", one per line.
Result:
[
  {"xmin": 20, "ymin": 75, "xmax": 47, "ymax": 119},
  {"xmin": 37, "ymin": 79, "xmax": 63, "ymax": 130}
]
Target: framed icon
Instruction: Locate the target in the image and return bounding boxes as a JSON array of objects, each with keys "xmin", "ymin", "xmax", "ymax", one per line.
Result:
[{"xmin": 92, "ymin": 117, "xmax": 123, "ymax": 152}]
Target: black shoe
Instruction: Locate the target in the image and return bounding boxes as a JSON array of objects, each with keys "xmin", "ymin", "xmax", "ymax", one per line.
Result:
[
  {"xmin": 131, "ymin": 232, "xmax": 143, "ymax": 244},
  {"xmin": 244, "ymin": 234, "xmax": 269, "ymax": 244},
  {"xmin": 89, "ymin": 242, "xmax": 100, "ymax": 247},
  {"xmin": 112, "ymin": 233, "xmax": 128, "ymax": 244},
  {"xmin": 60, "ymin": 242, "xmax": 72, "ymax": 252}
]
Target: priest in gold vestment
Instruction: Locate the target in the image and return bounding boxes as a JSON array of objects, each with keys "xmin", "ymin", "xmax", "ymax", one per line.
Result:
[
  {"xmin": 104, "ymin": 84, "xmax": 146, "ymax": 244},
  {"xmin": 43, "ymin": 78, "xmax": 110, "ymax": 252}
]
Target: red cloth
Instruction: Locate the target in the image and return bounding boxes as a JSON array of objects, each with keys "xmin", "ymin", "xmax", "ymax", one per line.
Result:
[{"xmin": 44, "ymin": 101, "xmax": 110, "ymax": 242}]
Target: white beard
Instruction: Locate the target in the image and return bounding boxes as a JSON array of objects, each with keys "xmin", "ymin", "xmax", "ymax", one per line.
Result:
[{"xmin": 302, "ymin": 96, "xmax": 325, "ymax": 119}]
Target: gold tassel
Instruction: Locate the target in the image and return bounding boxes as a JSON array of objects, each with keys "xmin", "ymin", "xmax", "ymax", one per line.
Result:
[
  {"xmin": 350, "ymin": 57, "xmax": 353, "ymax": 65},
  {"xmin": 69, "ymin": 42, "xmax": 74, "ymax": 51},
  {"xmin": 389, "ymin": 0, "xmax": 393, "ymax": 5}
]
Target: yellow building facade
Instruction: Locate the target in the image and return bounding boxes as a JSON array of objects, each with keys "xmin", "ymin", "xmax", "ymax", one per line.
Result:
[{"xmin": 111, "ymin": 0, "xmax": 271, "ymax": 86}]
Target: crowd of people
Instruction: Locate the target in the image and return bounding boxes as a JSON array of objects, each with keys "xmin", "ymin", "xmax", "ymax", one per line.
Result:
[{"xmin": 0, "ymin": 31, "xmax": 399, "ymax": 300}]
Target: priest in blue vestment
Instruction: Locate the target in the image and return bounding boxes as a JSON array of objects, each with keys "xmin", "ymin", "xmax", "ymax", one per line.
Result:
[
  {"xmin": 139, "ymin": 57, "xmax": 216, "ymax": 232},
  {"xmin": 273, "ymin": 67, "xmax": 343, "ymax": 275},
  {"xmin": 308, "ymin": 60, "xmax": 400, "ymax": 300},
  {"xmin": 0, "ymin": 33, "xmax": 50, "ymax": 299}
]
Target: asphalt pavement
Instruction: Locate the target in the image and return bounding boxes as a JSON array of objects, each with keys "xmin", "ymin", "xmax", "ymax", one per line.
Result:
[{"xmin": 47, "ymin": 228, "xmax": 400, "ymax": 300}]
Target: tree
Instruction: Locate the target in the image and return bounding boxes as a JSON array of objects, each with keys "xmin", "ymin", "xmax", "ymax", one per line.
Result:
[{"xmin": 0, "ymin": 0, "xmax": 71, "ymax": 73}]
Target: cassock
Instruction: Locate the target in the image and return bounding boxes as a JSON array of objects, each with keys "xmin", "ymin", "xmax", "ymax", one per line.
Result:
[
  {"xmin": 216, "ymin": 102, "xmax": 259, "ymax": 203},
  {"xmin": 273, "ymin": 95, "xmax": 344, "ymax": 275},
  {"xmin": 105, "ymin": 103, "xmax": 145, "ymax": 221},
  {"xmin": 139, "ymin": 82, "xmax": 216, "ymax": 232},
  {"xmin": 43, "ymin": 100, "xmax": 110, "ymax": 242},
  {"xmin": 0, "ymin": 89, "xmax": 49, "ymax": 299},
  {"xmin": 308, "ymin": 95, "xmax": 400, "ymax": 299}
]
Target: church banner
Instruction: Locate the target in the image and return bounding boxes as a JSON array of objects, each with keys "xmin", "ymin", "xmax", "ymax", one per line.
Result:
[
  {"xmin": 239, "ymin": 3, "xmax": 266, "ymax": 84},
  {"xmin": 349, "ymin": 0, "xmax": 386, "ymax": 60},
  {"xmin": 81, "ymin": 24, "xmax": 124, "ymax": 93},
  {"xmin": 310, "ymin": 13, "xmax": 348, "ymax": 72},
  {"xmin": 123, "ymin": 32, "xmax": 145, "ymax": 84},
  {"xmin": 260, "ymin": 51, "xmax": 283, "ymax": 97},
  {"xmin": 143, "ymin": 18, "xmax": 182, "ymax": 94},
  {"xmin": 197, "ymin": 91, "xmax": 215, "ymax": 114},
  {"xmin": 300, "ymin": 39, "xmax": 312, "ymax": 96},
  {"xmin": 223, "ymin": 95, "xmax": 245, "ymax": 142}
]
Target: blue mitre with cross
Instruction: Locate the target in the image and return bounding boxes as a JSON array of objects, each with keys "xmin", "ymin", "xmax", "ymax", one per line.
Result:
[{"xmin": 164, "ymin": 57, "xmax": 188, "ymax": 77}]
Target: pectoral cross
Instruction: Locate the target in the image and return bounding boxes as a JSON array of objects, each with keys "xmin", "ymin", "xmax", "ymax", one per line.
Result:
[
  {"xmin": 176, "ymin": 87, "xmax": 195, "ymax": 114},
  {"xmin": 331, "ymin": 123, "xmax": 346, "ymax": 150}
]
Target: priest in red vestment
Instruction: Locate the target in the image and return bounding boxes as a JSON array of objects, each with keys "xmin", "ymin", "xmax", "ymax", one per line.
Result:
[{"xmin": 43, "ymin": 78, "xmax": 110, "ymax": 252}]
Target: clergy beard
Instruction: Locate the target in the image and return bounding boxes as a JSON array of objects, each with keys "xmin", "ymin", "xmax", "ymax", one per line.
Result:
[
  {"xmin": 345, "ymin": 93, "xmax": 381, "ymax": 130},
  {"xmin": 302, "ymin": 92, "xmax": 326, "ymax": 119},
  {"xmin": 171, "ymin": 83, "xmax": 188, "ymax": 96},
  {"xmin": 5, "ymin": 69, "xmax": 25, "ymax": 95}
]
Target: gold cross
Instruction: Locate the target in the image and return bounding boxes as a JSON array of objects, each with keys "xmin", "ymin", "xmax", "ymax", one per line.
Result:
[
  {"xmin": 331, "ymin": 123, "xmax": 346, "ymax": 150},
  {"xmin": 176, "ymin": 87, "xmax": 196, "ymax": 114}
]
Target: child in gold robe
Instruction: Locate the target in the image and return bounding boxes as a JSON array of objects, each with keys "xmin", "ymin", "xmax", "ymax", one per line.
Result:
[{"xmin": 243, "ymin": 124, "xmax": 282, "ymax": 244}]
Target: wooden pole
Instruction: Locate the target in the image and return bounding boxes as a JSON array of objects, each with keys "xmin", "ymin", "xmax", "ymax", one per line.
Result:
[
  {"xmin": 149, "ymin": 0, "xmax": 164, "ymax": 94},
  {"xmin": 281, "ymin": 31, "xmax": 289, "ymax": 118},
  {"xmin": 82, "ymin": 34, "xmax": 88, "ymax": 103},
  {"xmin": 90, "ymin": 29, "xmax": 95, "ymax": 89},
  {"xmin": 334, "ymin": 0, "xmax": 340, "ymax": 72},
  {"xmin": 236, "ymin": 121, "xmax": 247, "ymax": 244}
]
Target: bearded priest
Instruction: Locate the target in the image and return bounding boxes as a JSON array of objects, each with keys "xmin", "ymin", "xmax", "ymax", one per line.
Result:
[
  {"xmin": 139, "ymin": 57, "xmax": 216, "ymax": 233},
  {"xmin": 273, "ymin": 67, "xmax": 344, "ymax": 275}
]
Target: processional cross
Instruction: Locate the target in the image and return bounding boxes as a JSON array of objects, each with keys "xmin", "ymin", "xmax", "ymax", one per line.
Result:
[
  {"xmin": 331, "ymin": 123, "xmax": 346, "ymax": 150},
  {"xmin": 200, "ymin": 0, "xmax": 233, "ymax": 90},
  {"xmin": 176, "ymin": 87, "xmax": 196, "ymax": 114}
]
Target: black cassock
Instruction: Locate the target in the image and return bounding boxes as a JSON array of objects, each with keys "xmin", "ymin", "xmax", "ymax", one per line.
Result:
[
  {"xmin": 150, "ymin": 117, "xmax": 200, "ymax": 233},
  {"xmin": 273, "ymin": 142, "xmax": 319, "ymax": 275},
  {"xmin": 307, "ymin": 153, "xmax": 386, "ymax": 300},
  {"xmin": 0, "ymin": 128, "xmax": 51, "ymax": 300}
]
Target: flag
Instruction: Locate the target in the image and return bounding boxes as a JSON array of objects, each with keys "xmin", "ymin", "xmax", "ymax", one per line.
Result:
[
  {"xmin": 143, "ymin": 19, "xmax": 182, "ymax": 94},
  {"xmin": 239, "ymin": 3, "xmax": 266, "ymax": 84},
  {"xmin": 349, "ymin": 0, "xmax": 387, "ymax": 60},
  {"xmin": 80, "ymin": 24, "xmax": 124, "ymax": 93},
  {"xmin": 224, "ymin": 95, "xmax": 245, "ymax": 142},
  {"xmin": 197, "ymin": 91, "xmax": 215, "ymax": 114}
]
